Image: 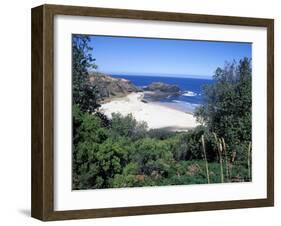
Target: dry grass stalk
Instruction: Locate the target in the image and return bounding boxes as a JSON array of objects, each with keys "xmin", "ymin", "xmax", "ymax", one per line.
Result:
[
  {"xmin": 201, "ymin": 135, "xmax": 210, "ymax": 184},
  {"xmin": 218, "ymin": 139, "xmax": 224, "ymax": 183},
  {"xmin": 231, "ymin": 151, "xmax": 236, "ymax": 163},
  {"xmin": 222, "ymin": 138, "xmax": 230, "ymax": 182},
  {"xmin": 247, "ymin": 141, "xmax": 252, "ymax": 180},
  {"xmin": 213, "ymin": 132, "xmax": 218, "ymax": 147},
  {"xmin": 213, "ymin": 133, "xmax": 224, "ymax": 183}
]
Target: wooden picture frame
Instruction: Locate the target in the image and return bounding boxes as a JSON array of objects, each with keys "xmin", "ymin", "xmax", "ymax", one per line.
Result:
[{"xmin": 31, "ymin": 4, "xmax": 274, "ymax": 221}]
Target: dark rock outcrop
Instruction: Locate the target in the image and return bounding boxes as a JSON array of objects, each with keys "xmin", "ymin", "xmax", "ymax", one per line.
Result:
[
  {"xmin": 89, "ymin": 73, "xmax": 139, "ymax": 101},
  {"xmin": 143, "ymin": 82, "xmax": 180, "ymax": 100},
  {"xmin": 144, "ymin": 82, "xmax": 180, "ymax": 93}
]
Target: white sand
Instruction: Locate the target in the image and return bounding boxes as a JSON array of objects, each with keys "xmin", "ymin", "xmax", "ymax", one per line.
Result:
[{"xmin": 100, "ymin": 93, "xmax": 200, "ymax": 131}]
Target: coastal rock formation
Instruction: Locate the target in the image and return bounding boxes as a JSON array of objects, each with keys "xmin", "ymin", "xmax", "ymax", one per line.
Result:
[
  {"xmin": 143, "ymin": 82, "xmax": 180, "ymax": 100},
  {"xmin": 144, "ymin": 82, "xmax": 180, "ymax": 93},
  {"xmin": 89, "ymin": 73, "xmax": 139, "ymax": 101},
  {"xmin": 88, "ymin": 74, "xmax": 181, "ymax": 103}
]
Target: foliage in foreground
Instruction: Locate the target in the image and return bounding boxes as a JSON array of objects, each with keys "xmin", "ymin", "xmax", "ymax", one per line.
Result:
[
  {"xmin": 72, "ymin": 35, "xmax": 100, "ymax": 113},
  {"xmin": 195, "ymin": 58, "xmax": 252, "ymax": 162},
  {"xmin": 73, "ymin": 107, "xmax": 251, "ymax": 189}
]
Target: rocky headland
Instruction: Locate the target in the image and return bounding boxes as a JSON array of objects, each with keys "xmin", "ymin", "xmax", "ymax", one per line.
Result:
[
  {"xmin": 89, "ymin": 73, "xmax": 140, "ymax": 102},
  {"xmin": 143, "ymin": 82, "xmax": 180, "ymax": 101},
  {"xmin": 89, "ymin": 73, "xmax": 181, "ymax": 103}
]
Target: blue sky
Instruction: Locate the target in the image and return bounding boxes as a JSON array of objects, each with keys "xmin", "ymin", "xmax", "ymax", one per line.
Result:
[{"xmin": 86, "ymin": 35, "xmax": 251, "ymax": 79}]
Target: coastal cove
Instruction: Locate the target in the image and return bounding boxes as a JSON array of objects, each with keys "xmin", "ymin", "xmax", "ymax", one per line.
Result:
[
  {"xmin": 92, "ymin": 74, "xmax": 212, "ymax": 131},
  {"xmin": 91, "ymin": 73, "xmax": 211, "ymax": 131},
  {"xmin": 112, "ymin": 75, "xmax": 213, "ymax": 113},
  {"xmin": 100, "ymin": 92, "xmax": 199, "ymax": 131}
]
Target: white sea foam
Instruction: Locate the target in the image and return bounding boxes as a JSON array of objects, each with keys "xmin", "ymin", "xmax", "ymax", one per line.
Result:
[
  {"xmin": 182, "ymin": 91, "xmax": 197, "ymax": 97},
  {"xmin": 172, "ymin": 100, "xmax": 182, "ymax": 103}
]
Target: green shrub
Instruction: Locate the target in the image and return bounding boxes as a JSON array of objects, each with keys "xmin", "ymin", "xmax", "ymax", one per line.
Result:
[
  {"xmin": 110, "ymin": 113, "xmax": 148, "ymax": 140},
  {"xmin": 195, "ymin": 58, "xmax": 252, "ymax": 152}
]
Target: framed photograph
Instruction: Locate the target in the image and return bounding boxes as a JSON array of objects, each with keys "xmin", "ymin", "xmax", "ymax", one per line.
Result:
[{"xmin": 31, "ymin": 4, "xmax": 274, "ymax": 221}]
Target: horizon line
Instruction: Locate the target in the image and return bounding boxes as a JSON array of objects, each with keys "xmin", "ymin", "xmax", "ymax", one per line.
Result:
[{"xmin": 98, "ymin": 71, "xmax": 213, "ymax": 80}]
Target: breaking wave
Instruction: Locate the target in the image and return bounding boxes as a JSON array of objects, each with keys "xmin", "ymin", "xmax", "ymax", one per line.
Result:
[{"xmin": 182, "ymin": 91, "xmax": 197, "ymax": 97}]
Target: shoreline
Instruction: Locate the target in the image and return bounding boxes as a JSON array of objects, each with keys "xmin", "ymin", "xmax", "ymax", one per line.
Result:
[
  {"xmin": 150, "ymin": 101, "xmax": 197, "ymax": 115},
  {"xmin": 99, "ymin": 93, "xmax": 200, "ymax": 131}
]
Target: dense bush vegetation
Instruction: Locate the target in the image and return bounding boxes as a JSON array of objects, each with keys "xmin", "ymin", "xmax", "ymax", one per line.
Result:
[
  {"xmin": 72, "ymin": 104, "xmax": 251, "ymax": 189},
  {"xmin": 195, "ymin": 58, "xmax": 252, "ymax": 163},
  {"xmin": 72, "ymin": 36, "xmax": 252, "ymax": 189}
]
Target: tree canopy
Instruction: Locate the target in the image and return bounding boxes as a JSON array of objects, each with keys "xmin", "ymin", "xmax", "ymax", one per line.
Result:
[
  {"xmin": 195, "ymin": 58, "xmax": 252, "ymax": 161},
  {"xmin": 72, "ymin": 35, "xmax": 100, "ymax": 113}
]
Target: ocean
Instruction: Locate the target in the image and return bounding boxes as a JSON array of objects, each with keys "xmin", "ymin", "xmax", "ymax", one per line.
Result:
[{"xmin": 111, "ymin": 75, "xmax": 213, "ymax": 113}]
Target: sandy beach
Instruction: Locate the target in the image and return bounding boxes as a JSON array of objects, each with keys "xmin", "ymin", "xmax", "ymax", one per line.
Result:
[{"xmin": 100, "ymin": 93, "xmax": 200, "ymax": 131}]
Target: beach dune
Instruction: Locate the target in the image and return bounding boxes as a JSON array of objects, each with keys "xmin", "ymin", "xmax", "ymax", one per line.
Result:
[{"xmin": 100, "ymin": 93, "xmax": 199, "ymax": 131}]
